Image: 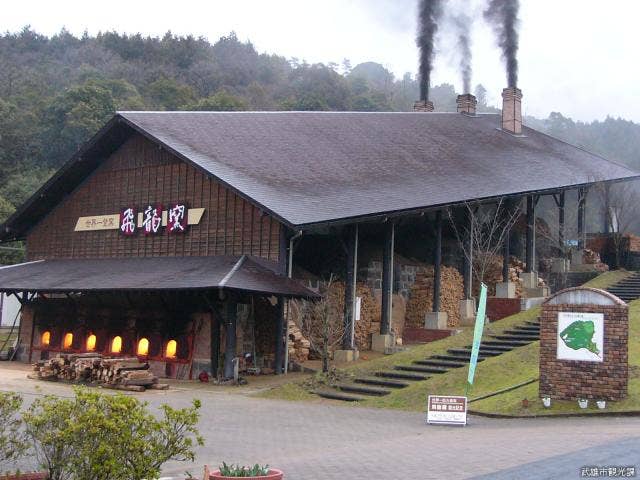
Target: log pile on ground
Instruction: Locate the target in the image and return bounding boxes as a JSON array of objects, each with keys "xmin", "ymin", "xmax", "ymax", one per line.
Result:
[
  {"xmin": 405, "ymin": 266, "xmax": 464, "ymax": 328},
  {"xmin": 475, "ymin": 256, "xmax": 526, "ymax": 298},
  {"xmin": 29, "ymin": 353, "xmax": 168, "ymax": 392},
  {"xmin": 287, "ymin": 319, "xmax": 311, "ymax": 363}
]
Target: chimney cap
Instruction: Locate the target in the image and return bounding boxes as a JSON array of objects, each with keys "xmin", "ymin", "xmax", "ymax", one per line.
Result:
[
  {"xmin": 456, "ymin": 94, "xmax": 477, "ymax": 115},
  {"xmin": 413, "ymin": 100, "xmax": 434, "ymax": 112}
]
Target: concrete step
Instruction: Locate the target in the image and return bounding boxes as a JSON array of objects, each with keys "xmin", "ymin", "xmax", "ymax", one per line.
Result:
[
  {"xmin": 475, "ymin": 344, "xmax": 515, "ymax": 352},
  {"xmin": 482, "ymin": 340, "xmax": 531, "ymax": 348},
  {"xmin": 374, "ymin": 371, "xmax": 430, "ymax": 381},
  {"xmin": 512, "ymin": 326, "xmax": 540, "ymax": 333},
  {"xmin": 336, "ymin": 383, "xmax": 390, "ymax": 397},
  {"xmin": 314, "ymin": 390, "xmax": 364, "ymax": 402},
  {"xmin": 414, "ymin": 359, "xmax": 467, "ymax": 368},
  {"xmin": 354, "ymin": 377, "xmax": 409, "ymax": 389},
  {"xmin": 394, "ymin": 365, "xmax": 448, "ymax": 374},
  {"xmin": 432, "ymin": 354, "xmax": 486, "ymax": 363},
  {"xmin": 525, "ymin": 320, "xmax": 541, "ymax": 326},
  {"xmin": 503, "ymin": 329, "xmax": 539, "ymax": 336},
  {"xmin": 490, "ymin": 334, "xmax": 539, "ymax": 342},
  {"xmin": 448, "ymin": 348, "xmax": 503, "ymax": 357}
]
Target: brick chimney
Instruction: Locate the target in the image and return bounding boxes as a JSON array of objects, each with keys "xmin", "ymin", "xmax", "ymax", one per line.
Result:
[
  {"xmin": 413, "ymin": 100, "xmax": 434, "ymax": 112},
  {"xmin": 501, "ymin": 87, "xmax": 523, "ymax": 134},
  {"xmin": 456, "ymin": 94, "xmax": 477, "ymax": 115}
]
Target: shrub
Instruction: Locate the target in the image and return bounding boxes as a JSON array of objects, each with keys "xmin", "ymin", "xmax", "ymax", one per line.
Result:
[
  {"xmin": 23, "ymin": 387, "xmax": 203, "ymax": 480},
  {"xmin": 218, "ymin": 463, "xmax": 271, "ymax": 477},
  {"xmin": 0, "ymin": 392, "xmax": 28, "ymax": 474}
]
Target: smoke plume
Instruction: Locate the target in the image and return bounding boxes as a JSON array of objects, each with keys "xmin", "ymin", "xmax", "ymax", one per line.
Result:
[
  {"xmin": 452, "ymin": 12, "xmax": 472, "ymax": 93},
  {"xmin": 417, "ymin": 0, "xmax": 443, "ymax": 101},
  {"xmin": 484, "ymin": 0, "xmax": 520, "ymax": 87}
]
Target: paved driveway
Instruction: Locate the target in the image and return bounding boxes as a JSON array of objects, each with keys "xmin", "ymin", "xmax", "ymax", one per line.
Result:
[{"xmin": 1, "ymin": 364, "xmax": 638, "ymax": 479}]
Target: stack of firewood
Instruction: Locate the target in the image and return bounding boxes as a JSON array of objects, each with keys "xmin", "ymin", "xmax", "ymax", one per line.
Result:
[
  {"xmin": 30, "ymin": 353, "xmax": 168, "ymax": 392},
  {"xmin": 405, "ymin": 265, "xmax": 464, "ymax": 328},
  {"xmin": 287, "ymin": 320, "xmax": 311, "ymax": 362}
]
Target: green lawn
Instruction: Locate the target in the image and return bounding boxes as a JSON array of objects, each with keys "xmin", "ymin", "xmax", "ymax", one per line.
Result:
[
  {"xmin": 258, "ymin": 270, "xmax": 639, "ymax": 416},
  {"xmin": 470, "ymin": 298, "xmax": 640, "ymax": 416},
  {"xmin": 582, "ymin": 269, "xmax": 632, "ymax": 289}
]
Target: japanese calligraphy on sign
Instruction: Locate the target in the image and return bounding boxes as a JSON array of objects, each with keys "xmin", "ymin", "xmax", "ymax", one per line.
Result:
[
  {"xmin": 167, "ymin": 203, "xmax": 187, "ymax": 234},
  {"xmin": 142, "ymin": 204, "xmax": 163, "ymax": 235},
  {"xmin": 427, "ymin": 395, "xmax": 467, "ymax": 426},
  {"xmin": 75, "ymin": 205, "xmax": 204, "ymax": 234},
  {"xmin": 120, "ymin": 207, "xmax": 137, "ymax": 236}
]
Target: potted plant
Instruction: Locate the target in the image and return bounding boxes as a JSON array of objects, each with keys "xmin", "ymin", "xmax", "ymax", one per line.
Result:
[
  {"xmin": 596, "ymin": 400, "xmax": 606, "ymax": 409},
  {"xmin": 542, "ymin": 396, "xmax": 551, "ymax": 408},
  {"xmin": 578, "ymin": 398, "xmax": 589, "ymax": 409},
  {"xmin": 205, "ymin": 463, "xmax": 284, "ymax": 479}
]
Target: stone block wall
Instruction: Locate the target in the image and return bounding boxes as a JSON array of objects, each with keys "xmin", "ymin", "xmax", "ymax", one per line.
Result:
[{"xmin": 539, "ymin": 301, "xmax": 628, "ymax": 401}]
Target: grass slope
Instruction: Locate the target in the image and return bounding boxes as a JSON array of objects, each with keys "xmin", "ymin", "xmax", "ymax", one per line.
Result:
[
  {"xmin": 470, "ymin": 299, "xmax": 640, "ymax": 416},
  {"xmin": 258, "ymin": 270, "xmax": 638, "ymax": 415}
]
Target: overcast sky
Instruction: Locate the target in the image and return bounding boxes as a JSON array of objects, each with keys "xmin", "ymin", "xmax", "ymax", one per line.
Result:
[{"xmin": 3, "ymin": 0, "xmax": 639, "ymax": 122}]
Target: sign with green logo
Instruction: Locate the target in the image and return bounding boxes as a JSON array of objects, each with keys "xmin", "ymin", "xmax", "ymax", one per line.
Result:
[{"xmin": 557, "ymin": 312, "xmax": 604, "ymax": 362}]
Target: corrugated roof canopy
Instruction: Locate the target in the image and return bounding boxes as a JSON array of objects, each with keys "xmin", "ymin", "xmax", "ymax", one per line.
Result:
[
  {"xmin": 0, "ymin": 255, "xmax": 318, "ymax": 298},
  {"xmin": 2, "ymin": 111, "xmax": 638, "ymax": 240}
]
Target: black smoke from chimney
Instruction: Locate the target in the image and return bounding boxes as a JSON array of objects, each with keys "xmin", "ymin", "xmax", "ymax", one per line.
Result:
[
  {"xmin": 417, "ymin": 0, "xmax": 443, "ymax": 101},
  {"xmin": 452, "ymin": 12, "xmax": 472, "ymax": 93},
  {"xmin": 484, "ymin": 0, "xmax": 520, "ymax": 88}
]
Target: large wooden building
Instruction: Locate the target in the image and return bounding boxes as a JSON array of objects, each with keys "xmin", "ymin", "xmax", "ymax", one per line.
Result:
[{"xmin": 0, "ymin": 90, "xmax": 637, "ymax": 378}]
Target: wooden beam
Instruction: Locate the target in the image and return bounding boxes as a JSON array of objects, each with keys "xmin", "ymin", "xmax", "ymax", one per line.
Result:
[
  {"xmin": 274, "ymin": 296, "xmax": 285, "ymax": 374},
  {"xmin": 526, "ymin": 195, "xmax": 536, "ymax": 273},
  {"xmin": 342, "ymin": 225, "xmax": 358, "ymax": 349},
  {"xmin": 223, "ymin": 300, "xmax": 237, "ymax": 379},
  {"xmin": 433, "ymin": 211, "xmax": 442, "ymax": 312},
  {"xmin": 380, "ymin": 221, "xmax": 395, "ymax": 335}
]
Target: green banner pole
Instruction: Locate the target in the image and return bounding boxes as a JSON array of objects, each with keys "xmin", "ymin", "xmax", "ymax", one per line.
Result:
[{"xmin": 466, "ymin": 283, "xmax": 488, "ymax": 396}]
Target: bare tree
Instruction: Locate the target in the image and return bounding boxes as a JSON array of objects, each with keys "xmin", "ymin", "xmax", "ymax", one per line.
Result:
[
  {"xmin": 298, "ymin": 275, "xmax": 345, "ymax": 373},
  {"xmin": 447, "ymin": 197, "xmax": 523, "ymax": 291},
  {"xmin": 592, "ymin": 180, "xmax": 640, "ymax": 268}
]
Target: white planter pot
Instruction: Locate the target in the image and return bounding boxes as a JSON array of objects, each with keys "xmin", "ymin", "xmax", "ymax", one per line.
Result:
[
  {"xmin": 578, "ymin": 399, "xmax": 589, "ymax": 409},
  {"xmin": 542, "ymin": 397, "xmax": 551, "ymax": 408},
  {"xmin": 596, "ymin": 400, "xmax": 606, "ymax": 410}
]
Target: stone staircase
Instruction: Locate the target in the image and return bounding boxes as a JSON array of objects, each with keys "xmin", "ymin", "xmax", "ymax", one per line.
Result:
[
  {"xmin": 606, "ymin": 272, "xmax": 640, "ymax": 303},
  {"xmin": 314, "ymin": 318, "xmax": 540, "ymax": 402}
]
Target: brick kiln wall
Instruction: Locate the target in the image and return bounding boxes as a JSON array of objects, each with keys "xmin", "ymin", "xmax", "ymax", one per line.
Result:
[
  {"xmin": 539, "ymin": 303, "xmax": 629, "ymax": 401},
  {"xmin": 405, "ymin": 266, "xmax": 464, "ymax": 328}
]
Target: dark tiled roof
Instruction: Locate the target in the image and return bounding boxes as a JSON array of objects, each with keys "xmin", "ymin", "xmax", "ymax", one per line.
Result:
[
  {"xmin": 2, "ymin": 111, "xmax": 638, "ymax": 241},
  {"xmin": 118, "ymin": 111, "xmax": 638, "ymax": 226},
  {"xmin": 0, "ymin": 256, "xmax": 318, "ymax": 298}
]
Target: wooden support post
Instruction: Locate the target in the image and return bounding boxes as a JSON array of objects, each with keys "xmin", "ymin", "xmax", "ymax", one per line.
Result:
[
  {"xmin": 502, "ymin": 226, "xmax": 510, "ymax": 283},
  {"xmin": 223, "ymin": 300, "xmax": 237, "ymax": 379},
  {"xmin": 502, "ymin": 199, "xmax": 513, "ymax": 282},
  {"xmin": 463, "ymin": 209, "xmax": 474, "ymax": 299},
  {"xmin": 558, "ymin": 192, "xmax": 565, "ymax": 252},
  {"xmin": 433, "ymin": 211, "xmax": 442, "ymax": 312},
  {"xmin": 603, "ymin": 184, "xmax": 611, "ymax": 234},
  {"xmin": 577, "ymin": 188, "xmax": 588, "ymax": 248},
  {"xmin": 380, "ymin": 221, "xmax": 395, "ymax": 335},
  {"xmin": 342, "ymin": 224, "xmax": 358, "ymax": 350},
  {"xmin": 274, "ymin": 296, "xmax": 285, "ymax": 374},
  {"xmin": 210, "ymin": 306, "xmax": 221, "ymax": 378},
  {"xmin": 526, "ymin": 195, "xmax": 536, "ymax": 273}
]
